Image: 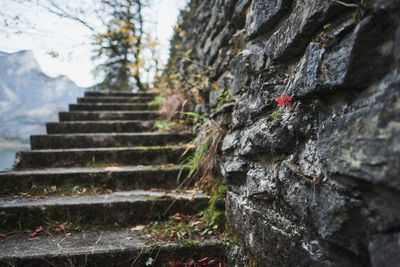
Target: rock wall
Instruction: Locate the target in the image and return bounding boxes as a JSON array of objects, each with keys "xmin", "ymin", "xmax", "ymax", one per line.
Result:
[{"xmin": 170, "ymin": 0, "xmax": 400, "ymax": 266}]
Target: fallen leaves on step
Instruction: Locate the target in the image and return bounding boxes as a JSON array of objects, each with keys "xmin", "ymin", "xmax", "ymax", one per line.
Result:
[
  {"xmin": 104, "ymin": 166, "xmax": 122, "ymax": 171},
  {"xmin": 28, "ymin": 226, "xmax": 45, "ymax": 237},
  {"xmin": 53, "ymin": 221, "xmax": 68, "ymax": 233},
  {"xmin": 130, "ymin": 225, "xmax": 146, "ymax": 231},
  {"xmin": 76, "ymin": 188, "xmax": 87, "ymax": 195},
  {"xmin": 103, "ymin": 163, "xmax": 121, "ymax": 170},
  {"xmin": 170, "ymin": 213, "xmax": 187, "ymax": 223},
  {"xmin": 168, "ymin": 257, "xmax": 226, "ymax": 267}
]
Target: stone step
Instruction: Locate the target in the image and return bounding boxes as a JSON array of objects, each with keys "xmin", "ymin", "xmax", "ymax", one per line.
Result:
[
  {"xmin": 77, "ymin": 96, "xmax": 155, "ymax": 103},
  {"xmin": 31, "ymin": 133, "xmax": 193, "ymax": 149},
  {"xmin": 69, "ymin": 103, "xmax": 156, "ymax": 111},
  {"xmin": 0, "ymin": 165, "xmax": 188, "ymax": 194},
  {"xmin": 47, "ymin": 120, "xmax": 156, "ymax": 134},
  {"xmin": 59, "ymin": 111, "xmax": 161, "ymax": 121},
  {"xmin": 0, "ymin": 231, "xmax": 224, "ymax": 266},
  {"xmin": 85, "ymin": 91, "xmax": 158, "ymax": 97},
  {"xmin": 13, "ymin": 145, "xmax": 191, "ymax": 169},
  {"xmin": 0, "ymin": 190, "xmax": 208, "ymax": 232}
]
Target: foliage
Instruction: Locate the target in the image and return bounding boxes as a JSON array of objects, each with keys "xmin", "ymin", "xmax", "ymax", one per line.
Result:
[
  {"xmin": 312, "ymin": 23, "xmax": 331, "ymax": 48},
  {"xmin": 271, "ymin": 111, "xmax": 283, "ymax": 120},
  {"xmin": 145, "ymin": 257, "xmax": 153, "ymax": 266},
  {"xmin": 246, "ymin": 256, "xmax": 259, "ymax": 267},
  {"xmin": 153, "ymin": 120, "xmax": 179, "ymax": 131},
  {"xmin": 180, "ymin": 112, "xmax": 208, "ymax": 122},
  {"xmin": 212, "ymin": 90, "xmax": 235, "ymax": 112},
  {"xmin": 293, "ymin": 98, "xmax": 321, "ymax": 123},
  {"xmin": 148, "ymin": 95, "xmax": 165, "ymax": 107},
  {"xmin": 2, "ymin": 0, "xmax": 160, "ymax": 91},
  {"xmin": 93, "ymin": 0, "xmax": 149, "ymax": 91},
  {"xmin": 154, "ymin": 18, "xmax": 215, "ymax": 108},
  {"xmin": 217, "ymin": 91, "xmax": 234, "ymax": 105}
]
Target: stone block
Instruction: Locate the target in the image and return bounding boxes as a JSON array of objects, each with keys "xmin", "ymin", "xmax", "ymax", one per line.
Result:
[
  {"xmin": 286, "ymin": 15, "xmax": 398, "ymax": 97},
  {"xmin": 264, "ymin": 0, "xmax": 341, "ymax": 61},
  {"xmin": 245, "ymin": 0, "xmax": 292, "ymax": 39}
]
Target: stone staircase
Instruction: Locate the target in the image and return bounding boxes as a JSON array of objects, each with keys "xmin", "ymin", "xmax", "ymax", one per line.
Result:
[{"xmin": 0, "ymin": 91, "xmax": 224, "ymax": 266}]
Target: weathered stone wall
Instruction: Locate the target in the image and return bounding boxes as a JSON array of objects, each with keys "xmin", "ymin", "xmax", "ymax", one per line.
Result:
[{"xmin": 172, "ymin": 0, "xmax": 400, "ymax": 266}]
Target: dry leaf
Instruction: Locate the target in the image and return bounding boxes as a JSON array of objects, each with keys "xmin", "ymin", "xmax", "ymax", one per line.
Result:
[
  {"xmin": 35, "ymin": 226, "xmax": 45, "ymax": 233},
  {"xmin": 130, "ymin": 225, "xmax": 145, "ymax": 231}
]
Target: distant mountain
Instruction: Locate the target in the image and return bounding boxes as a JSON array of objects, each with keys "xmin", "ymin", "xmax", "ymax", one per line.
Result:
[{"xmin": 0, "ymin": 50, "xmax": 84, "ymax": 141}]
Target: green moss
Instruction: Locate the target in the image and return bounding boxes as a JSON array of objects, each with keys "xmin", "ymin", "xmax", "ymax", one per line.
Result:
[
  {"xmin": 180, "ymin": 240, "xmax": 201, "ymax": 249},
  {"xmin": 203, "ymin": 184, "xmax": 228, "ymax": 231},
  {"xmin": 352, "ymin": 10, "xmax": 361, "ymax": 24},
  {"xmin": 247, "ymin": 255, "xmax": 258, "ymax": 267}
]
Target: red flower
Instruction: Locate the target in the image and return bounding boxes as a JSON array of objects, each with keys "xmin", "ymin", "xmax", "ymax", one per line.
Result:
[{"xmin": 275, "ymin": 94, "xmax": 292, "ymax": 107}]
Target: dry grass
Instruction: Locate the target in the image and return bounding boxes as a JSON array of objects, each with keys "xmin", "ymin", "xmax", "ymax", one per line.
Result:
[
  {"xmin": 160, "ymin": 92, "xmax": 192, "ymax": 120},
  {"xmin": 178, "ymin": 119, "xmax": 226, "ymax": 193}
]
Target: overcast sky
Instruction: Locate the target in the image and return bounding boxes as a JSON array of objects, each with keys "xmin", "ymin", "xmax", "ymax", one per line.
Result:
[{"xmin": 0, "ymin": 0, "xmax": 188, "ymax": 87}]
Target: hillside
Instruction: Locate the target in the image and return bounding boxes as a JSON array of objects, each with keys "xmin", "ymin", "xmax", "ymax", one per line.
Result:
[{"xmin": 0, "ymin": 50, "xmax": 83, "ymax": 141}]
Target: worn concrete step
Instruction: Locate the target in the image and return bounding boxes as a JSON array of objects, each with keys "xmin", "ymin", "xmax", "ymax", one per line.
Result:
[
  {"xmin": 0, "ymin": 165, "xmax": 188, "ymax": 194},
  {"xmin": 46, "ymin": 121, "xmax": 156, "ymax": 134},
  {"xmin": 13, "ymin": 145, "xmax": 191, "ymax": 169},
  {"xmin": 31, "ymin": 133, "xmax": 193, "ymax": 149},
  {"xmin": 0, "ymin": 190, "xmax": 208, "ymax": 232},
  {"xmin": 0, "ymin": 231, "xmax": 224, "ymax": 266},
  {"xmin": 85, "ymin": 91, "xmax": 158, "ymax": 97},
  {"xmin": 59, "ymin": 111, "xmax": 161, "ymax": 121},
  {"xmin": 69, "ymin": 103, "xmax": 157, "ymax": 111},
  {"xmin": 77, "ymin": 96, "xmax": 155, "ymax": 103}
]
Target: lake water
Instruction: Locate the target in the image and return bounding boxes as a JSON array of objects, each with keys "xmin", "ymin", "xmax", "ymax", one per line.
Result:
[{"xmin": 0, "ymin": 147, "xmax": 29, "ymax": 171}]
